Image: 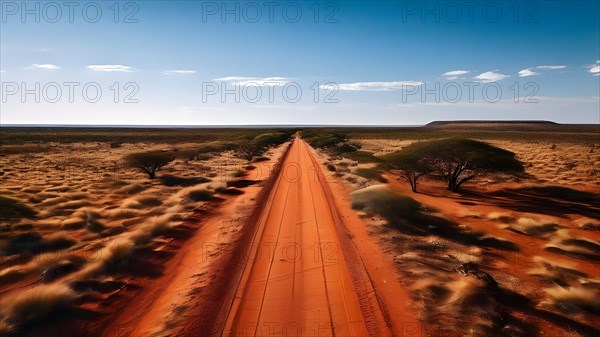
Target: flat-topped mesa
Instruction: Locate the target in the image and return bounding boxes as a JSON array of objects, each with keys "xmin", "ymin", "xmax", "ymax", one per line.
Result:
[{"xmin": 424, "ymin": 120, "xmax": 560, "ymax": 131}]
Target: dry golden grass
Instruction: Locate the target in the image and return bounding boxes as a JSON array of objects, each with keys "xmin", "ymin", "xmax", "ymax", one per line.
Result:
[
  {"xmin": 1, "ymin": 284, "xmax": 77, "ymax": 324},
  {"xmin": 0, "ymin": 139, "xmax": 262, "ymax": 333},
  {"xmin": 487, "ymin": 140, "xmax": 600, "ymax": 188},
  {"xmin": 328, "ymin": 135, "xmax": 600, "ymax": 337}
]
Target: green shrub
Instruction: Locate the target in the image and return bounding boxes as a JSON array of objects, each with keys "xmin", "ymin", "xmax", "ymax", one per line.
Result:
[
  {"xmin": 237, "ymin": 132, "xmax": 292, "ymax": 160},
  {"xmin": 302, "ymin": 130, "xmax": 347, "ymax": 149},
  {"xmin": 343, "ymin": 151, "xmax": 382, "ymax": 163},
  {"xmin": 382, "ymin": 138, "xmax": 523, "ymax": 191}
]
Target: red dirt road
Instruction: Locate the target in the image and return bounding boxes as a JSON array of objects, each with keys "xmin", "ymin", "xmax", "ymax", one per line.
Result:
[{"xmin": 221, "ymin": 137, "xmax": 390, "ymax": 337}]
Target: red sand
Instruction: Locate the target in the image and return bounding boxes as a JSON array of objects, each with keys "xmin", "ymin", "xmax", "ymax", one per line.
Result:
[{"xmin": 100, "ymin": 137, "xmax": 419, "ymax": 336}]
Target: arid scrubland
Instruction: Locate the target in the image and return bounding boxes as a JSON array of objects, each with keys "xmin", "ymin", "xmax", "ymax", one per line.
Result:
[
  {"xmin": 0, "ymin": 128, "xmax": 292, "ymax": 335},
  {"xmin": 309, "ymin": 125, "xmax": 600, "ymax": 337},
  {"xmin": 1, "ymin": 126, "xmax": 598, "ymax": 337}
]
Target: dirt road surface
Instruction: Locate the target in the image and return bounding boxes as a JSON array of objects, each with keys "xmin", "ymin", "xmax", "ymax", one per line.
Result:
[
  {"xmin": 102, "ymin": 137, "xmax": 400, "ymax": 337},
  {"xmin": 221, "ymin": 137, "xmax": 391, "ymax": 337}
]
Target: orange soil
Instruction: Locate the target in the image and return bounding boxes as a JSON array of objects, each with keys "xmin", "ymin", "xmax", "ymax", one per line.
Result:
[
  {"xmin": 311, "ymin": 153, "xmax": 424, "ymax": 337},
  {"xmin": 222, "ymin": 137, "xmax": 397, "ymax": 336},
  {"xmin": 384, "ymin": 175, "xmax": 600, "ymax": 335},
  {"xmin": 96, "ymin": 194, "xmax": 246, "ymax": 335},
  {"xmin": 98, "ymin": 153, "xmax": 286, "ymax": 337},
  {"xmin": 99, "ymin": 137, "xmax": 420, "ymax": 337}
]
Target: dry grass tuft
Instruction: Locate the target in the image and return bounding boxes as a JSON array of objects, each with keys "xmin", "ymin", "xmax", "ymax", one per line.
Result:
[
  {"xmin": 0, "ymin": 195, "xmax": 37, "ymax": 220},
  {"xmin": 1, "ymin": 284, "xmax": 77, "ymax": 325},
  {"xmin": 545, "ymin": 285, "xmax": 600, "ymax": 313},
  {"xmin": 505, "ymin": 217, "xmax": 560, "ymax": 237},
  {"xmin": 123, "ymin": 196, "xmax": 163, "ymax": 209},
  {"xmin": 115, "ymin": 183, "xmax": 148, "ymax": 195},
  {"xmin": 487, "ymin": 212, "xmax": 516, "ymax": 224},
  {"xmin": 128, "ymin": 214, "xmax": 176, "ymax": 244},
  {"xmin": 187, "ymin": 189, "xmax": 215, "ymax": 202}
]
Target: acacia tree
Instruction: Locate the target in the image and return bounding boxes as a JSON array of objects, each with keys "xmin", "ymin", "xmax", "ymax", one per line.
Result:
[
  {"xmin": 382, "ymin": 151, "xmax": 432, "ymax": 192},
  {"xmin": 126, "ymin": 152, "xmax": 175, "ymax": 179},
  {"xmin": 428, "ymin": 138, "xmax": 523, "ymax": 191},
  {"xmin": 383, "ymin": 138, "xmax": 523, "ymax": 192}
]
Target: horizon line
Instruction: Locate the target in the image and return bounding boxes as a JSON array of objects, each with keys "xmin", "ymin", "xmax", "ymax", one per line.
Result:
[{"xmin": 3, "ymin": 120, "xmax": 594, "ymax": 129}]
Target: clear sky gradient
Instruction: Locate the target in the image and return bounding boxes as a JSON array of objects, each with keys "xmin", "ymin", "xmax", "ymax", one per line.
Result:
[{"xmin": 1, "ymin": 0, "xmax": 599, "ymax": 125}]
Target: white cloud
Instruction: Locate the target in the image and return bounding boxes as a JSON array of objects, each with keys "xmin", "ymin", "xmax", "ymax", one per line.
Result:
[
  {"xmin": 213, "ymin": 76, "xmax": 293, "ymax": 86},
  {"xmin": 535, "ymin": 65, "xmax": 566, "ymax": 70},
  {"xmin": 518, "ymin": 69, "xmax": 540, "ymax": 77},
  {"xmin": 87, "ymin": 65, "xmax": 132, "ymax": 72},
  {"xmin": 333, "ymin": 81, "xmax": 423, "ymax": 91},
  {"xmin": 443, "ymin": 70, "xmax": 470, "ymax": 76},
  {"xmin": 473, "ymin": 71, "xmax": 509, "ymax": 82},
  {"xmin": 584, "ymin": 60, "xmax": 600, "ymax": 75},
  {"xmin": 519, "ymin": 65, "xmax": 566, "ymax": 77},
  {"xmin": 163, "ymin": 70, "xmax": 196, "ymax": 75},
  {"xmin": 442, "ymin": 70, "xmax": 470, "ymax": 80},
  {"xmin": 25, "ymin": 64, "xmax": 60, "ymax": 70}
]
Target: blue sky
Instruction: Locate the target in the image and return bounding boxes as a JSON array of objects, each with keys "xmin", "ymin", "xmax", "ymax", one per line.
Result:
[{"xmin": 1, "ymin": 0, "xmax": 598, "ymax": 125}]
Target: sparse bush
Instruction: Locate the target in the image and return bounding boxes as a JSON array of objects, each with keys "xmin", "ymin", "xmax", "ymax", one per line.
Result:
[
  {"xmin": 116, "ymin": 183, "xmax": 147, "ymax": 195},
  {"xmin": 0, "ymin": 196, "xmax": 37, "ymax": 220},
  {"xmin": 237, "ymin": 132, "xmax": 292, "ymax": 160},
  {"xmin": 188, "ymin": 189, "xmax": 214, "ymax": 202},
  {"xmin": 350, "ymin": 186, "xmax": 431, "ymax": 234},
  {"xmin": 343, "ymin": 151, "xmax": 382, "ymax": 164},
  {"xmin": 233, "ymin": 169, "xmax": 246, "ymax": 177},
  {"xmin": 302, "ymin": 131, "xmax": 347, "ymax": 149},
  {"xmin": 253, "ymin": 156, "xmax": 270, "ymax": 162},
  {"xmin": 1, "ymin": 284, "xmax": 77, "ymax": 325},
  {"xmin": 334, "ymin": 143, "xmax": 358, "ymax": 154},
  {"xmin": 159, "ymin": 174, "xmax": 209, "ymax": 187},
  {"xmin": 2, "ymin": 232, "xmax": 75, "ymax": 256},
  {"xmin": 215, "ymin": 187, "xmax": 245, "ymax": 195},
  {"xmin": 302, "ymin": 130, "xmax": 364, "ymax": 155},
  {"xmin": 545, "ymin": 285, "xmax": 600, "ymax": 314},
  {"xmin": 102, "ymin": 226, "xmax": 126, "ymax": 237},
  {"xmin": 174, "ymin": 148, "xmax": 212, "ymax": 161},
  {"xmin": 355, "ymin": 168, "xmax": 387, "ymax": 183},
  {"xmin": 125, "ymin": 151, "xmax": 175, "ymax": 179},
  {"xmin": 580, "ymin": 223, "xmax": 600, "ymax": 231}
]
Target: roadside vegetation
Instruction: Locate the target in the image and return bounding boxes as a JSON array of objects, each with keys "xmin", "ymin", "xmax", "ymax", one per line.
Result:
[
  {"xmin": 0, "ymin": 128, "xmax": 294, "ymax": 335},
  {"xmin": 381, "ymin": 138, "xmax": 524, "ymax": 192}
]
